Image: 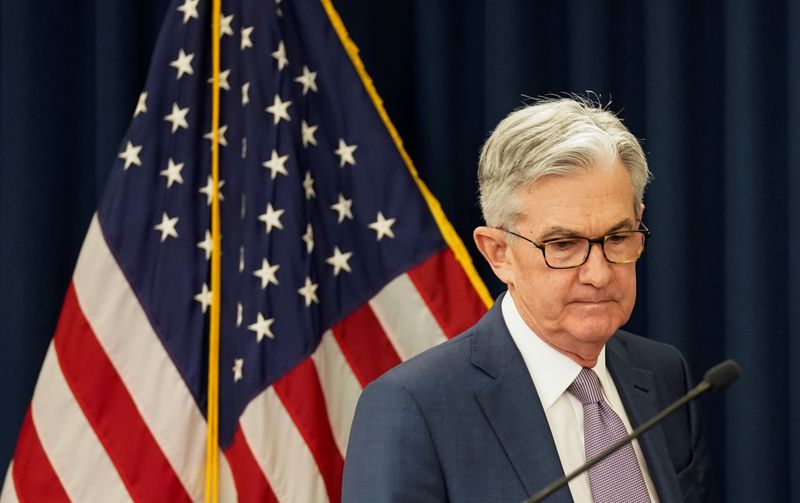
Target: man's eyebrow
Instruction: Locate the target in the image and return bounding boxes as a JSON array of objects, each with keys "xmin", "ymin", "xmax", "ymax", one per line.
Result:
[
  {"xmin": 537, "ymin": 226, "xmax": 583, "ymax": 240},
  {"xmin": 605, "ymin": 219, "xmax": 636, "ymax": 233},
  {"xmin": 537, "ymin": 219, "xmax": 636, "ymax": 241}
]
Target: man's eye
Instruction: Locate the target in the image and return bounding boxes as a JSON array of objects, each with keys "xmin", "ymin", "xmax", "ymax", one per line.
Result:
[
  {"xmin": 606, "ymin": 234, "xmax": 629, "ymax": 244},
  {"xmin": 548, "ymin": 239, "xmax": 581, "ymax": 252}
]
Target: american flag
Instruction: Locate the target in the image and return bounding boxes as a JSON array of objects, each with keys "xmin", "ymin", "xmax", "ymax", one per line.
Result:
[{"xmin": 0, "ymin": 0, "xmax": 489, "ymax": 501}]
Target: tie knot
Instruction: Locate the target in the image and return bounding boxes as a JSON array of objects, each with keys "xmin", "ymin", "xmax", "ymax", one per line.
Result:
[{"xmin": 568, "ymin": 367, "xmax": 603, "ymax": 405}]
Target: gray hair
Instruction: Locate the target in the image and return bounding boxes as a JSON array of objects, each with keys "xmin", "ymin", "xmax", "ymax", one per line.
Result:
[{"xmin": 477, "ymin": 96, "xmax": 651, "ymax": 228}]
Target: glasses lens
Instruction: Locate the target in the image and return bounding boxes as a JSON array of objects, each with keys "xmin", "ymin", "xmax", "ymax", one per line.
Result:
[
  {"xmin": 603, "ymin": 231, "xmax": 645, "ymax": 263},
  {"xmin": 543, "ymin": 238, "xmax": 588, "ymax": 268}
]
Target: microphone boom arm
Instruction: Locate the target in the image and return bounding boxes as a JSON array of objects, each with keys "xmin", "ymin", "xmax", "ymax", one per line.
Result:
[{"xmin": 524, "ymin": 381, "xmax": 711, "ymax": 503}]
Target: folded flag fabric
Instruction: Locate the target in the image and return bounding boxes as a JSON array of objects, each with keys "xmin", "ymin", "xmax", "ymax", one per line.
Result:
[{"xmin": 0, "ymin": 0, "xmax": 489, "ymax": 501}]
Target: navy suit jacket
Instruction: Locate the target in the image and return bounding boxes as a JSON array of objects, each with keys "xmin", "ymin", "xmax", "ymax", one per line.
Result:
[{"xmin": 342, "ymin": 297, "xmax": 712, "ymax": 502}]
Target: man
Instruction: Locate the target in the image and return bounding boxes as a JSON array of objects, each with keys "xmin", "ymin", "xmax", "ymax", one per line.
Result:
[{"xmin": 342, "ymin": 97, "xmax": 711, "ymax": 502}]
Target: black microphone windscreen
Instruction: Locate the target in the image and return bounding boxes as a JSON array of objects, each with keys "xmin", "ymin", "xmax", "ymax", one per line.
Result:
[{"xmin": 703, "ymin": 360, "xmax": 741, "ymax": 390}]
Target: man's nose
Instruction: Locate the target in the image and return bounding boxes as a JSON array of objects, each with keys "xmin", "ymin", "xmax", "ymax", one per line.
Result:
[{"xmin": 577, "ymin": 242, "xmax": 613, "ymax": 286}]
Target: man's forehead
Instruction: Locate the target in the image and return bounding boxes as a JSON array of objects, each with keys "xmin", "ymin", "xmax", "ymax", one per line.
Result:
[
  {"xmin": 512, "ymin": 163, "xmax": 639, "ymax": 232},
  {"xmin": 521, "ymin": 202, "xmax": 640, "ymax": 234}
]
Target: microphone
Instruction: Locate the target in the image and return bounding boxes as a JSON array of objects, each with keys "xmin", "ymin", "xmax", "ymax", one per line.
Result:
[{"xmin": 524, "ymin": 359, "xmax": 741, "ymax": 503}]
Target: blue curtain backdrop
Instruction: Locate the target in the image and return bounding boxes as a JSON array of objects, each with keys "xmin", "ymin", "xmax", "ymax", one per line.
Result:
[{"xmin": 1, "ymin": 0, "xmax": 797, "ymax": 501}]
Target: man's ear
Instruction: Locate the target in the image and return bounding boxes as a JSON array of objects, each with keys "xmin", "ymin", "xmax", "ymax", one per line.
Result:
[
  {"xmin": 638, "ymin": 203, "xmax": 645, "ymax": 221},
  {"xmin": 473, "ymin": 226, "xmax": 514, "ymax": 285}
]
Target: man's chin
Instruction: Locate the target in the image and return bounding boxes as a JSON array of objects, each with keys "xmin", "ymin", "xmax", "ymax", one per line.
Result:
[
  {"xmin": 567, "ymin": 320, "xmax": 620, "ymax": 345},
  {"xmin": 567, "ymin": 303, "xmax": 627, "ymax": 330}
]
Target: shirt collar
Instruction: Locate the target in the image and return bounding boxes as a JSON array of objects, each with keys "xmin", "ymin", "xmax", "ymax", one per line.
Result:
[{"xmin": 501, "ymin": 292, "xmax": 610, "ymax": 409}]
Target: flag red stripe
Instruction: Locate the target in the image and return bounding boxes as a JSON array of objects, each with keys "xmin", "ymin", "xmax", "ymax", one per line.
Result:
[
  {"xmin": 224, "ymin": 427, "xmax": 278, "ymax": 502},
  {"xmin": 407, "ymin": 249, "xmax": 489, "ymax": 339},
  {"xmin": 273, "ymin": 359, "xmax": 344, "ymax": 503},
  {"xmin": 331, "ymin": 303, "xmax": 402, "ymax": 387},
  {"xmin": 53, "ymin": 284, "xmax": 192, "ymax": 503},
  {"xmin": 11, "ymin": 409, "xmax": 70, "ymax": 503}
]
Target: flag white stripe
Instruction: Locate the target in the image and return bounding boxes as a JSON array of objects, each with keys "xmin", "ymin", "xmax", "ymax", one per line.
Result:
[
  {"xmin": 31, "ymin": 345, "xmax": 132, "ymax": 503},
  {"xmin": 369, "ymin": 273, "xmax": 447, "ymax": 360},
  {"xmin": 240, "ymin": 387, "xmax": 328, "ymax": 503},
  {"xmin": 311, "ymin": 330, "xmax": 363, "ymax": 456},
  {"xmin": 218, "ymin": 451, "xmax": 238, "ymax": 503},
  {"xmin": 73, "ymin": 215, "xmax": 236, "ymax": 502},
  {"xmin": 0, "ymin": 462, "xmax": 18, "ymax": 503}
]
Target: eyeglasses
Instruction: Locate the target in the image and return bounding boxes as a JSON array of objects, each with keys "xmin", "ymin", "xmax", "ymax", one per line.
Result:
[{"xmin": 499, "ymin": 223, "xmax": 652, "ymax": 269}]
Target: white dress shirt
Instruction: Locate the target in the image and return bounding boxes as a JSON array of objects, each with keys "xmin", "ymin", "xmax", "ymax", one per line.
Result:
[{"xmin": 501, "ymin": 293, "xmax": 659, "ymax": 503}]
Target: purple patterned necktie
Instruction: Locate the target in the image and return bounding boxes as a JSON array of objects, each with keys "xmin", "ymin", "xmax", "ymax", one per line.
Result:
[{"xmin": 568, "ymin": 367, "xmax": 651, "ymax": 503}]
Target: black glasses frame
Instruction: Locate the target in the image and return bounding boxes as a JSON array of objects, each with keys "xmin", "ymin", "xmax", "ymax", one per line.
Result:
[{"xmin": 499, "ymin": 223, "xmax": 652, "ymax": 269}]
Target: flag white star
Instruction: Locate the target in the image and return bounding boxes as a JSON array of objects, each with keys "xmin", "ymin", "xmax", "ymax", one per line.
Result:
[
  {"xmin": 170, "ymin": 49, "xmax": 194, "ymax": 79},
  {"xmin": 239, "ymin": 245, "xmax": 245, "ymax": 272},
  {"xmin": 326, "ymin": 247, "xmax": 353, "ymax": 276},
  {"xmin": 203, "ymin": 124, "xmax": 228, "ymax": 147},
  {"xmin": 133, "ymin": 92, "xmax": 147, "ymax": 117},
  {"xmin": 297, "ymin": 277, "xmax": 319, "ymax": 306},
  {"xmin": 335, "ymin": 138, "xmax": 358, "ymax": 167},
  {"xmin": 160, "ymin": 158, "xmax": 184, "ymax": 188},
  {"xmin": 194, "ymin": 283, "xmax": 212, "ymax": 313},
  {"xmin": 265, "ymin": 95, "xmax": 292, "ymax": 124},
  {"xmin": 241, "ymin": 26, "xmax": 254, "ymax": 50},
  {"xmin": 232, "ymin": 358, "xmax": 243, "ymax": 382},
  {"xmin": 242, "ymin": 82, "xmax": 250, "ymax": 106},
  {"xmin": 262, "ymin": 149, "xmax": 289, "ymax": 180},
  {"xmin": 330, "ymin": 194, "xmax": 353, "ymax": 223},
  {"xmin": 177, "ymin": 0, "xmax": 199, "ymax": 23},
  {"xmin": 164, "ymin": 102, "xmax": 190, "ymax": 133},
  {"xmin": 271, "ymin": 41, "xmax": 289, "ymax": 70},
  {"xmin": 368, "ymin": 212, "xmax": 397, "ymax": 240},
  {"xmin": 207, "ymin": 69, "xmax": 231, "ymax": 91},
  {"xmin": 220, "ymin": 14, "xmax": 234, "ymax": 37},
  {"xmin": 241, "ymin": 137, "xmax": 247, "ymax": 159},
  {"xmin": 248, "ymin": 313, "xmax": 275, "ymax": 342},
  {"xmin": 302, "ymin": 171, "xmax": 315, "ymax": 199},
  {"xmin": 236, "ymin": 302, "xmax": 243, "ymax": 328},
  {"xmin": 197, "ymin": 230, "xmax": 213, "ymax": 260},
  {"xmin": 199, "ymin": 176, "xmax": 225, "ymax": 205},
  {"xmin": 154, "ymin": 212, "xmax": 179, "ymax": 241},
  {"xmin": 258, "ymin": 203, "xmax": 284, "ymax": 233},
  {"xmin": 294, "ymin": 65, "xmax": 318, "ymax": 95},
  {"xmin": 302, "ymin": 224, "xmax": 314, "ymax": 253},
  {"xmin": 118, "ymin": 141, "xmax": 142, "ymax": 170},
  {"xmin": 301, "ymin": 120, "xmax": 318, "ymax": 147},
  {"xmin": 253, "ymin": 258, "xmax": 279, "ymax": 288}
]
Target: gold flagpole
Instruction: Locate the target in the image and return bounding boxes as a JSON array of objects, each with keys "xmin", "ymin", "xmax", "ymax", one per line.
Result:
[{"xmin": 205, "ymin": 0, "xmax": 222, "ymax": 500}]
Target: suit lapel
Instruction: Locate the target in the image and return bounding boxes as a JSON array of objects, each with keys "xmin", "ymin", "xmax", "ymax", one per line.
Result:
[
  {"xmin": 606, "ymin": 337, "xmax": 682, "ymax": 502},
  {"xmin": 471, "ymin": 302, "xmax": 574, "ymax": 503}
]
